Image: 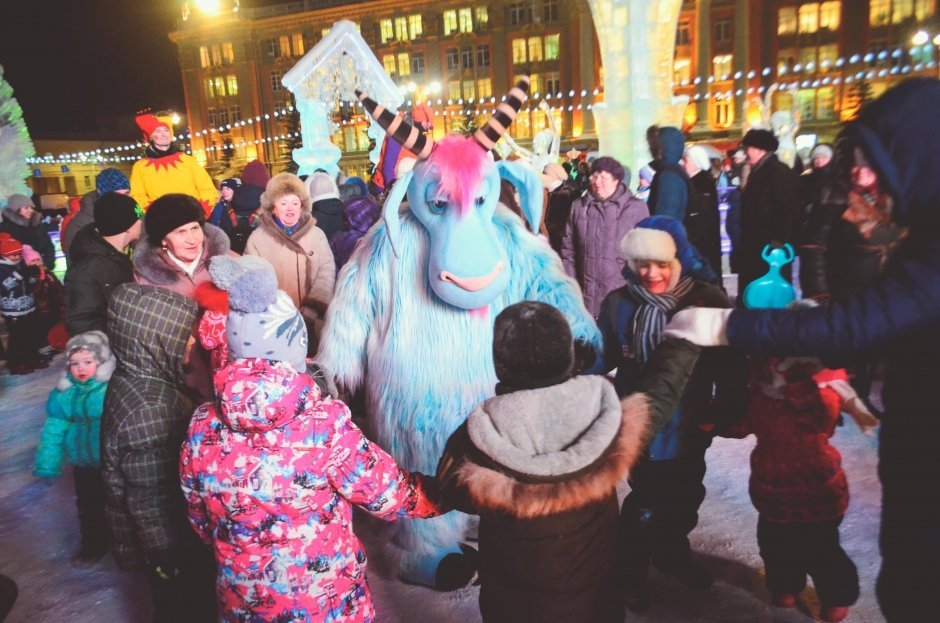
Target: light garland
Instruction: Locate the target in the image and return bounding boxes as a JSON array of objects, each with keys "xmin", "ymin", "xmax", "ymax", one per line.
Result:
[{"xmin": 27, "ymin": 40, "xmax": 936, "ymax": 165}]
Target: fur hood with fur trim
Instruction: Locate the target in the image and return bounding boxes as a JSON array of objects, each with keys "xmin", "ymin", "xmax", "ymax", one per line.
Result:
[
  {"xmin": 57, "ymin": 330, "xmax": 116, "ymax": 390},
  {"xmin": 260, "ymin": 173, "xmax": 311, "ymax": 214},
  {"xmin": 437, "ymin": 376, "xmax": 652, "ymax": 519},
  {"xmin": 1, "ymin": 204, "xmax": 42, "ymax": 228},
  {"xmin": 133, "ymin": 222, "xmax": 230, "ymax": 289}
]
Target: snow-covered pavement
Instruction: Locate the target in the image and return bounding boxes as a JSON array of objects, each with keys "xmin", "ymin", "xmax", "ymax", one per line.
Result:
[{"xmin": 1, "ymin": 355, "xmax": 886, "ymax": 622}]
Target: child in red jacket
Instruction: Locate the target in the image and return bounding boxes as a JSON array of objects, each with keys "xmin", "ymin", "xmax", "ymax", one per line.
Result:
[{"xmin": 729, "ymin": 354, "xmax": 876, "ymax": 622}]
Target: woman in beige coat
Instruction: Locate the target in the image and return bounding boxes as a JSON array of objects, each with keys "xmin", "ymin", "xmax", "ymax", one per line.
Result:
[{"xmin": 244, "ymin": 173, "xmax": 335, "ymax": 352}]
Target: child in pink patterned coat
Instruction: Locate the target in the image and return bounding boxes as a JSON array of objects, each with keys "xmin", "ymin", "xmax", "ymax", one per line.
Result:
[{"xmin": 180, "ymin": 256, "xmax": 440, "ymax": 622}]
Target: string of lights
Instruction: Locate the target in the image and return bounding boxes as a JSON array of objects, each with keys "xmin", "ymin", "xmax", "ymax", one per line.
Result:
[{"xmin": 27, "ymin": 43, "xmax": 938, "ymax": 165}]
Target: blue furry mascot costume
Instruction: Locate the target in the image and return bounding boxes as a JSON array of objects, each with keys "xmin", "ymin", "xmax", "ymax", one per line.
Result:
[{"xmin": 316, "ymin": 77, "xmax": 600, "ymax": 588}]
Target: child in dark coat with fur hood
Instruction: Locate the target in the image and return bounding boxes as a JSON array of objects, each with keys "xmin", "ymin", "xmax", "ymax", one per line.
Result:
[{"xmin": 437, "ymin": 301, "xmax": 702, "ymax": 623}]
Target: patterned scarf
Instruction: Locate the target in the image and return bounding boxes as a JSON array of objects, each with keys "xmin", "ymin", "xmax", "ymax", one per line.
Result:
[{"xmin": 625, "ymin": 276, "xmax": 695, "ymax": 363}]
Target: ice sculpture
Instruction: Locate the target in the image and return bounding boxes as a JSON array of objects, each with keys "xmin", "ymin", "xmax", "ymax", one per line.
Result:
[
  {"xmin": 282, "ymin": 20, "xmax": 403, "ymax": 177},
  {"xmin": 586, "ymin": 0, "xmax": 687, "ymax": 173}
]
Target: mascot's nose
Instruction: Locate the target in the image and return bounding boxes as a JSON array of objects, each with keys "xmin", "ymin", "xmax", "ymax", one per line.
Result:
[{"xmin": 440, "ymin": 261, "xmax": 505, "ymax": 291}]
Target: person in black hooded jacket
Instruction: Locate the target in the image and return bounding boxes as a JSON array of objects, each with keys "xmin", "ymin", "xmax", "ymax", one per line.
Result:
[{"xmin": 663, "ymin": 78, "xmax": 940, "ymax": 623}]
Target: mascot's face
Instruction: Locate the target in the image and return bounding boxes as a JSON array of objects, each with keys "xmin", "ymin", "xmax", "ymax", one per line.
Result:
[{"xmin": 407, "ymin": 157, "xmax": 510, "ymax": 310}]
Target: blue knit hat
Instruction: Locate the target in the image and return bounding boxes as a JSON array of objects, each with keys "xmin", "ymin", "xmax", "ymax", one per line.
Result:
[
  {"xmin": 95, "ymin": 168, "xmax": 130, "ymax": 195},
  {"xmin": 209, "ymin": 255, "xmax": 308, "ymax": 370}
]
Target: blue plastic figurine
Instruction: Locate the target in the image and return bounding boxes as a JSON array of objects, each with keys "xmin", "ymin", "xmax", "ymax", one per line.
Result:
[{"xmin": 742, "ymin": 244, "xmax": 796, "ymax": 309}]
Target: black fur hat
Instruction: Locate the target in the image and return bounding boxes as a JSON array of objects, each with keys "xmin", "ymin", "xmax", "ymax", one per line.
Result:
[
  {"xmin": 493, "ymin": 301, "xmax": 575, "ymax": 390},
  {"xmin": 741, "ymin": 129, "xmax": 779, "ymax": 154}
]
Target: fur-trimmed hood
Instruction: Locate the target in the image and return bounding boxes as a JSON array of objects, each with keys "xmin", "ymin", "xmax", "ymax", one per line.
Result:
[
  {"xmin": 439, "ymin": 376, "xmax": 652, "ymax": 519},
  {"xmin": 133, "ymin": 222, "xmax": 230, "ymax": 286},
  {"xmin": 1, "ymin": 204, "xmax": 42, "ymax": 227},
  {"xmin": 57, "ymin": 330, "xmax": 116, "ymax": 390}
]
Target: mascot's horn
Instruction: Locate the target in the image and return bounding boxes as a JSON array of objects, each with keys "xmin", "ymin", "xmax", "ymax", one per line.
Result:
[
  {"xmin": 355, "ymin": 90, "xmax": 435, "ymax": 160},
  {"xmin": 472, "ymin": 76, "xmax": 530, "ymax": 152}
]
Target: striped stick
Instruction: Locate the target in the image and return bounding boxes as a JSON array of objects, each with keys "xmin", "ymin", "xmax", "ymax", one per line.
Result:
[
  {"xmin": 355, "ymin": 90, "xmax": 435, "ymax": 160},
  {"xmin": 472, "ymin": 76, "xmax": 531, "ymax": 152}
]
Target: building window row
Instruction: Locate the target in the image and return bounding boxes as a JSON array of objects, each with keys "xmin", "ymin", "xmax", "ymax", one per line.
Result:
[
  {"xmin": 778, "ymin": 2, "xmax": 841, "ymax": 35},
  {"xmin": 512, "ymin": 72, "xmax": 560, "ymax": 96},
  {"xmin": 262, "ymin": 33, "xmax": 304, "ymax": 59},
  {"xmin": 383, "ymin": 52, "xmax": 427, "ymax": 77},
  {"xmin": 443, "ymin": 7, "xmax": 488, "ymax": 36},
  {"xmin": 445, "ymin": 45, "xmax": 491, "ymax": 70},
  {"xmin": 870, "ymin": 0, "xmax": 935, "ymax": 26},
  {"xmin": 207, "ymin": 105, "xmax": 242, "ymax": 130},
  {"xmin": 204, "ymin": 75, "xmax": 239, "ymax": 99},
  {"xmin": 379, "ymin": 14, "xmax": 423, "ymax": 44},
  {"xmin": 512, "ymin": 34, "xmax": 560, "ymax": 64},
  {"xmin": 447, "ymin": 77, "xmax": 494, "ymax": 101},
  {"xmin": 199, "ymin": 43, "xmax": 235, "ymax": 68},
  {"xmin": 509, "ymin": 1, "xmax": 558, "ymax": 26},
  {"xmin": 777, "ymin": 44, "xmax": 839, "ymax": 73}
]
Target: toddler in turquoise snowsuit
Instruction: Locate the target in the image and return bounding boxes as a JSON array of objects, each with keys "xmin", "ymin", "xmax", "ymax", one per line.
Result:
[{"xmin": 33, "ymin": 330, "xmax": 115, "ymax": 567}]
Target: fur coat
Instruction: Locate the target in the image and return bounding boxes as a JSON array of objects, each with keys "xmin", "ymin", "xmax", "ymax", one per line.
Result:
[
  {"xmin": 437, "ymin": 376, "xmax": 651, "ymax": 623},
  {"xmin": 133, "ymin": 222, "xmax": 231, "ymax": 300},
  {"xmin": 244, "ymin": 211, "xmax": 335, "ymax": 343}
]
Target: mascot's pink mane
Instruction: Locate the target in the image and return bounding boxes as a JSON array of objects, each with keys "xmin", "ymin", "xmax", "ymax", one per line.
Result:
[{"xmin": 426, "ymin": 135, "xmax": 489, "ymax": 217}]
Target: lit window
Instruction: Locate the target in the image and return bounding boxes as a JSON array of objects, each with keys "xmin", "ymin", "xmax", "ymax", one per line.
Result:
[
  {"xmin": 676, "ymin": 21, "xmax": 691, "ymax": 45},
  {"xmin": 512, "ymin": 38, "xmax": 527, "ymax": 65},
  {"xmin": 778, "ymin": 7, "xmax": 797, "ymax": 34},
  {"xmin": 870, "ymin": 0, "xmax": 890, "ymax": 25},
  {"xmin": 211, "ymin": 45, "xmax": 222, "ymax": 66},
  {"xmin": 512, "ymin": 109, "xmax": 531, "ymax": 139},
  {"xmin": 819, "ymin": 1, "xmax": 840, "ymax": 29},
  {"xmin": 463, "ymin": 80, "xmax": 476, "ymax": 100},
  {"xmin": 380, "ymin": 19, "xmax": 394, "ymax": 43},
  {"xmin": 817, "ymin": 87, "xmax": 836, "ymax": 120},
  {"xmin": 443, "ymin": 10, "xmax": 457, "ymax": 36},
  {"xmin": 818, "ymin": 44, "xmax": 839, "ymax": 67},
  {"xmin": 796, "ymin": 88, "xmax": 816, "ymax": 120},
  {"xmin": 271, "ymin": 71, "xmax": 283, "ymax": 92},
  {"xmin": 477, "ymin": 78, "xmax": 493, "ymax": 99},
  {"xmin": 226, "ymin": 75, "xmax": 238, "ymax": 97},
  {"xmin": 544, "ymin": 0, "xmax": 559, "ymax": 21},
  {"xmin": 222, "ymin": 42, "xmax": 234, "ymax": 64},
  {"xmin": 892, "ymin": 0, "xmax": 914, "ymax": 22},
  {"xmin": 461, "ymin": 47, "xmax": 474, "ymax": 69},
  {"xmin": 395, "ymin": 17, "xmax": 408, "ymax": 41},
  {"xmin": 279, "ymin": 35, "xmax": 291, "ymax": 57},
  {"xmin": 411, "ymin": 53, "xmax": 425, "ymax": 75},
  {"xmin": 204, "ymin": 79, "xmax": 215, "ymax": 99},
  {"xmin": 398, "ymin": 53, "xmax": 410, "ymax": 77},
  {"xmin": 199, "ymin": 46, "xmax": 210, "ymax": 68},
  {"xmin": 528, "ymin": 37, "xmax": 543, "ymax": 62},
  {"xmin": 674, "ymin": 58, "xmax": 691, "ymax": 84},
  {"xmin": 799, "ymin": 3, "xmax": 819, "ymax": 33},
  {"xmin": 799, "ymin": 47, "xmax": 817, "ymax": 68},
  {"xmin": 544, "ymin": 71, "xmax": 560, "ymax": 95},
  {"xmin": 408, "ymin": 14, "xmax": 423, "ymax": 39},
  {"xmin": 230, "ymin": 105, "xmax": 241, "ymax": 123},
  {"xmin": 291, "ymin": 33, "xmax": 304, "ymax": 56},
  {"xmin": 448, "ymin": 81, "xmax": 461, "ymax": 101},
  {"xmin": 544, "ymin": 34, "xmax": 560, "ymax": 61},
  {"xmin": 322, "ymin": 28, "xmax": 331, "ymax": 38},
  {"xmin": 476, "ymin": 45, "xmax": 491, "ymax": 67},
  {"xmin": 714, "ymin": 17, "xmax": 732, "ymax": 43},
  {"xmin": 712, "ymin": 94, "xmax": 733, "ymax": 127},
  {"xmin": 383, "ymin": 54, "xmax": 397, "ymax": 76},
  {"xmin": 713, "ymin": 54, "xmax": 733, "ymax": 79},
  {"xmin": 218, "ymin": 107, "xmax": 229, "ymax": 127},
  {"xmin": 446, "ymin": 48, "xmax": 459, "ymax": 71},
  {"xmin": 529, "ymin": 73, "xmax": 541, "ymax": 96},
  {"xmin": 916, "ymin": 0, "xmax": 935, "ymax": 20},
  {"xmin": 213, "ymin": 77, "xmax": 225, "ymax": 97},
  {"xmin": 458, "ymin": 8, "xmax": 473, "ymax": 33},
  {"xmin": 475, "ymin": 7, "xmax": 489, "ymax": 28}
]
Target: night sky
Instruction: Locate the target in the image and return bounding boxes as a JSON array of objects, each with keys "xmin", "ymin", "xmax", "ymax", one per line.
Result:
[{"xmin": 0, "ymin": 1, "xmax": 290, "ymax": 137}]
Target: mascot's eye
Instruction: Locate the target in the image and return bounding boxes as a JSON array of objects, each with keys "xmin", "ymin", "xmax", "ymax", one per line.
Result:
[
  {"xmin": 474, "ymin": 196, "xmax": 486, "ymax": 206},
  {"xmin": 430, "ymin": 199, "xmax": 448, "ymax": 214}
]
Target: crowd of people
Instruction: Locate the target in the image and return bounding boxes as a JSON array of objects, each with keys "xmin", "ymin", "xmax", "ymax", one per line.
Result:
[{"xmin": 0, "ymin": 77, "xmax": 934, "ymax": 623}]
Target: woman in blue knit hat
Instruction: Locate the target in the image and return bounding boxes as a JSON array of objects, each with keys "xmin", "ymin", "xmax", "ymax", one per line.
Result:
[{"xmin": 587, "ymin": 215, "xmax": 737, "ymax": 612}]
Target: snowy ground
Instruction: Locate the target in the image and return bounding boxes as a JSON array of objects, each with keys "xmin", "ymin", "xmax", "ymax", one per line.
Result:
[{"xmin": 1, "ymin": 355, "xmax": 886, "ymax": 622}]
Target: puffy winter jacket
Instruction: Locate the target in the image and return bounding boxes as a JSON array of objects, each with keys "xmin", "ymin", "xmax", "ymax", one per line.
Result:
[
  {"xmin": 180, "ymin": 358, "xmax": 439, "ymax": 623},
  {"xmin": 33, "ymin": 376, "xmax": 108, "ymax": 476},
  {"xmin": 560, "ymin": 183, "xmax": 649, "ymax": 316},
  {"xmin": 0, "ymin": 205, "xmax": 56, "ymax": 269},
  {"xmin": 64, "ymin": 224, "xmax": 135, "ymax": 335}
]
